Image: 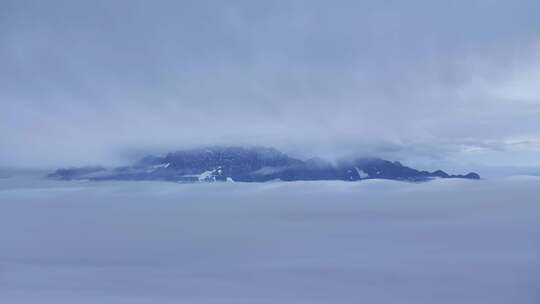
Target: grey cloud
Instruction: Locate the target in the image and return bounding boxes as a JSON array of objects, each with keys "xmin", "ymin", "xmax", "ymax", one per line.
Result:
[
  {"xmin": 1, "ymin": 174, "xmax": 539, "ymax": 303},
  {"xmin": 1, "ymin": 0, "xmax": 540, "ymax": 169}
]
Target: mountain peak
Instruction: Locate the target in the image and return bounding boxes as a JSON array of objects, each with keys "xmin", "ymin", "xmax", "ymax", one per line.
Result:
[{"xmin": 49, "ymin": 146, "xmax": 480, "ymax": 183}]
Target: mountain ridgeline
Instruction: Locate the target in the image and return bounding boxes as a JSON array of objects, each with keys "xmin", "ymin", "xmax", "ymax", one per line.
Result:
[{"xmin": 49, "ymin": 146, "xmax": 480, "ymax": 183}]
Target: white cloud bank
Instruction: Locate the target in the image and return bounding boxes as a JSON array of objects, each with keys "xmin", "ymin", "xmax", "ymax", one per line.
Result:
[{"xmin": 1, "ymin": 175, "xmax": 539, "ymax": 303}]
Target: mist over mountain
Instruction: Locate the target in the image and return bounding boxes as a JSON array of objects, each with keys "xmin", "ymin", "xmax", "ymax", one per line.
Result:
[
  {"xmin": 1, "ymin": 1, "xmax": 539, "ymax": 303},
  {"xmin": 1, "ymin": 1, "xmax": 540, "ymax": 171},
  {"xmin": 49, "ymin": 146, "xmax": 480, "ymax": 183}
]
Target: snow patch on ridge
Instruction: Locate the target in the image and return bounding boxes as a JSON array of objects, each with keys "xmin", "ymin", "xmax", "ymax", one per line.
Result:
[
  {"xmin": 355, "ymin": 167, "xmax": 369, "ymax": 179},
  {"xmin": 183, "ymin": 167, "xmax": 222, "ymax": 182}
]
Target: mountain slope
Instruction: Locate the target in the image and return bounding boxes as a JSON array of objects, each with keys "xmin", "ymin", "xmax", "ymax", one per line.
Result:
[{"xmin": 49, "ymin": 146, "xmax": 480, "ymax": 182}]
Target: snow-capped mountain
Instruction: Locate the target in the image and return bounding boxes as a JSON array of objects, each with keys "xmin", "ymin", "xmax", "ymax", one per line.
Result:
[{"xmin": 48, "ymin": 146, "xmax": 480, "ymax": 182}]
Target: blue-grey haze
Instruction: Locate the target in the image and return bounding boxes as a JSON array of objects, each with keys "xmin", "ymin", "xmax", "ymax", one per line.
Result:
[
  {"xmin": 1, "ymin": 173, "xmax": 539, "ymax": 303},
  {"xmin": 1, "ymin": 0, "xmax": 540, "ymax": 172}
]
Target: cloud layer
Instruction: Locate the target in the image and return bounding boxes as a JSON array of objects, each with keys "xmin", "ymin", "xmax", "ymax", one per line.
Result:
[
  {"xmin": 1, "ymin": 175, "xmax": 539, "ymax": 303},
  {"xmin": 1, "ymin": 0, "xmax": 540, "ymax": 168}
]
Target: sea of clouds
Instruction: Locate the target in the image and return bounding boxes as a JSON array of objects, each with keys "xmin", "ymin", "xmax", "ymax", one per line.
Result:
[{"xmin": 1, "ymin": 173, "xmax": 539, "ymax": 303}]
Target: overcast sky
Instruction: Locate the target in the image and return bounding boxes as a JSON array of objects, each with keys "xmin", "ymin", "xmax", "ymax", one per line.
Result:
[{"xmin": 1, "ymin": 0, "xmax": 540, "ymax": 169}]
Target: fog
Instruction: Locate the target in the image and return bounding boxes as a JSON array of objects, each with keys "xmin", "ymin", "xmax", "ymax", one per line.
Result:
[
  {"xmin": 2, "ymin": 0, "xmax": 540, "ymax": 170},
  {"xmin": 1, "ymin": 174, "xmax": 539, "ymax": 303},
  {"xmin": 2, "ymin": 1, "xmax": 539, "ymax": 303}
]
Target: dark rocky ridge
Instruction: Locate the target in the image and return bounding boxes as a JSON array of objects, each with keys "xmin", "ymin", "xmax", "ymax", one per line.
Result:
[{"xmin": 48, "ymin": 146, "xmax": 480, "ymax": 182}]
